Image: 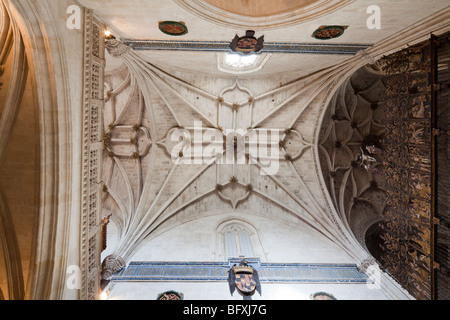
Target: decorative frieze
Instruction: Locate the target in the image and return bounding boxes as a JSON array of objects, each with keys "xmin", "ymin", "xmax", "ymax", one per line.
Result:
[
  {"xmin": 80, "ymin": 9, "xmax": 105, "ymax": 300},
  {"xmin": 122, "ymin": 38, "xmax": 372, "ymax": 55},
  {"xmin": 112, "ymin": 259, "xmax": 369, "ymax": 284}
]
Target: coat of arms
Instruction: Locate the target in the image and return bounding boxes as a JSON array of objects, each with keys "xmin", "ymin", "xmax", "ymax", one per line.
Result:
[
  {"xmin": 159, "ymin": 21, "xmax": 189, "ymax": 36},
  {"xmin": 312, "ymin": 25, "xmax": 348, "ymax": 40},
  {"xmin": 230, "ymin": 30, "xmax": 264, "ymax": 54},
  {"xmin": 228, "ymin": 260, "xmax": 262, "ymax": 300},
  {"xmin": 156, "ymin": 290, "xmax": 184, "ymax": 300}
]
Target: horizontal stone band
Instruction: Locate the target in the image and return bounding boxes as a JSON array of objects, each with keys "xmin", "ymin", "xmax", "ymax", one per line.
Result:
[
  {"xmin": 112, "ymin": 259, "xmax": 369, "ymax": 283},
  {"xmin": 122, "ymin": 39, "xmax": 372, "ymax": 55}
]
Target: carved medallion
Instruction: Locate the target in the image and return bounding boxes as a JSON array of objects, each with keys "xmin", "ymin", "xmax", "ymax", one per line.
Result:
[
  {"xmin": 312, "ymin": 25, "xmax": 348, "ymax": 40},
  {"xmin": 159, "ymin": 21, "xmax": 188, "ymax": 36},
  {"xmin": 157, "ymin": 290, "xmax": 184, "ymax": 300},
  {"xmin": 311, "ymin": 292, "xmax": 337, "ymax": 300}
]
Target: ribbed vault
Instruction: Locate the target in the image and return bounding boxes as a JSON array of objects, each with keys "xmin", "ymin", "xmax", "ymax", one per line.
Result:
[
  {"xmin": 100, "ymin": 39, "xmax": 365, "ymax": 266},
  {"xmin": 318, "ymin": 65, "xmax": 388, "ymax": 250},
  {"xmin": 1, "ymin": 0, "xmax": 448, "ymax": 301},
  {"xmin": 97, "ymin": 8, "xmax": 450, "ymax": 300}
]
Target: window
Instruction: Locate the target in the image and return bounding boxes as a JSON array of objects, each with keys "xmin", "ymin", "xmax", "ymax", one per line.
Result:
[
  {"xmin": 239, "ymin": 231, "xmax": 253, "ymax": 257},
  {"xmin": 223, "ymin": 224, "xmax": 254, "ymax": 258},
  {"xmin": 225, "ymin": 231, "xmax": 238, "ymax": 257},
  {"xmin": 217, "ymin": 53, "xmax": 271, "ymax": 75},
  {"xmin": 214, "ymin": 218, "xmax": 267, "ymax": 261},
  {"xmin": 224, "ymin": 53, "xmax": 258, "ymax": 68}
]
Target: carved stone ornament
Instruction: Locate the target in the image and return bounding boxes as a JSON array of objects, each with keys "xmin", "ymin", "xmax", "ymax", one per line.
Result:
[
  {"xmin": 105, "ymin": 39, "xmax": 130, "ymax": 57},
  {"xmin": 101, "ymin": 254, "xmax": 126, "ymax": 280},
  {"xmin": 357, "ymin": 256, "xmax": 378, "ymax": 273},
  {"xmin": 356, "ymin": 49, "xmax": 376, "ymax": 66}
]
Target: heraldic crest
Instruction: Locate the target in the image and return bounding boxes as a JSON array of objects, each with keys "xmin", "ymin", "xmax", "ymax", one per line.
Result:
[
  {"xmin": 229, "ymin": 30, "xmax": 264, "ymax": 54},
  {"xmin": 228, "ymin": 260, "xmax": 262, "ymax": 300}
]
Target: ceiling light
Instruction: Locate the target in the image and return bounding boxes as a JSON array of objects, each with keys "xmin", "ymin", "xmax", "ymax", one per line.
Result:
[
  {"xmin": 100, "ymin": 291, "xmax": 109, "ymax": 300},
  {"xmin": 104, "ymin": 29, "xmax": 115, "ymax": 40}
]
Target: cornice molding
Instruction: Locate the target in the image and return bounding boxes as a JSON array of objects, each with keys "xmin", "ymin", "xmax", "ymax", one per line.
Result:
[{"xmin": 122, "ymin": 38, "xmax": 372, "ymax": 56}]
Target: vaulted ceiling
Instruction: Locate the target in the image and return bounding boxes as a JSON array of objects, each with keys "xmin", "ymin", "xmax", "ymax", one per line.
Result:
[
  {"xmin": 318, "ymin": 65, "xmax": 388, "ymax": 249},
  {"xmin": 0, "ymin": 0, "xmax": 448, "ymax": 301},
  {"xmin": 75, "ymin": 0, "xmax": 449, "ymax": 285},
  {"xmin": 100, "ymin": 39, "xmax": 361, "ymax": 263}
]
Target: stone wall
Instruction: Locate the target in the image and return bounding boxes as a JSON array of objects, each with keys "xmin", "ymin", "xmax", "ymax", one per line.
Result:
[
  {"xmin": 108, "ymin": 281, "xmax": 389, "ymax": 300},
  {"xmin": 104, "ymin": 212, "xmax": 390, "ymax": 300}
]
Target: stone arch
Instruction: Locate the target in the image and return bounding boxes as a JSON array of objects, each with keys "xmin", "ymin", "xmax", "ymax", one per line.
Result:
[
  {"xmin": 173, "ymin": 0, "xmax": 354, "ymax": 30},
  {"xmin": 2, "ymin": 0, "xmax": 101, "ymax": 300},
  {"xmin": 364, "ymin": 221, "xmax": 385, "ymax": 264}
]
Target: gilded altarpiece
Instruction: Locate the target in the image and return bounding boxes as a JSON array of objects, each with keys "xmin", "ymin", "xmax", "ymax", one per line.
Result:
[{"xmin": 377, "ymin": 42, "xmax": 433, "ymax": 300}]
